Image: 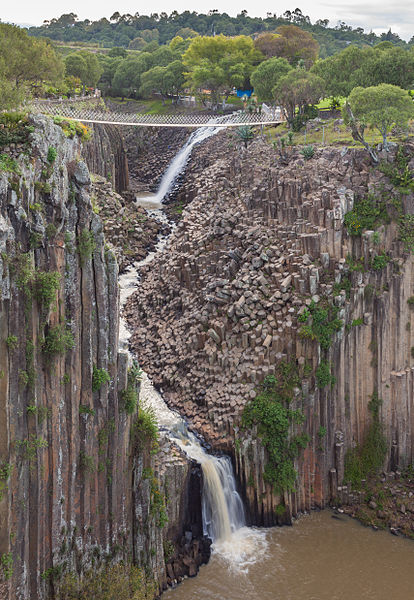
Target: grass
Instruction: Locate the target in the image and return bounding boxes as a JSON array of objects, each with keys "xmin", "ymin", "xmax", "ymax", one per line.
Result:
[{"xmin": 265, "ymin": 118, "xmax": 413, "ymax": 148}]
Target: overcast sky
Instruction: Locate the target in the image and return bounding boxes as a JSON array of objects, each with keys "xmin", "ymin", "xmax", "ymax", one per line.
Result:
[{"xmin": 2, "ymin": 1, "xmax": 413, "ymax": 40}]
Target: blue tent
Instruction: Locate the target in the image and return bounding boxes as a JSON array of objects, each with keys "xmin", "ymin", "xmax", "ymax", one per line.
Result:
[{"xmin": 236, "ymin": 89, "xmax": 254, "ymax": 98}]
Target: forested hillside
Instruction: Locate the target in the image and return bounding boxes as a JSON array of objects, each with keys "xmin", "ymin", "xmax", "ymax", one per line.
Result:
[{"xmin": 28, "ymin": 9, "xmax": 411, "ymax": 57}]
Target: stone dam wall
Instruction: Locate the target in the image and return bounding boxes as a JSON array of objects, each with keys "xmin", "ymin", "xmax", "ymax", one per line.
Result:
[{"xmin": 126, "ymin": 133, "xmax": 414, "ymax": 526}]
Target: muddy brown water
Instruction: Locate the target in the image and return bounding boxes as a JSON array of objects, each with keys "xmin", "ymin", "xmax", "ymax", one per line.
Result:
[{"xmin": 165, "ymin": 510, "xmax": 414, "ymax": 600}]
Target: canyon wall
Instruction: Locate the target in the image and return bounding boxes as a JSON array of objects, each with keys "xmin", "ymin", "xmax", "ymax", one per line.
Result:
[
  {"xmin": 0, "ymin": 115, "xmax": 202, "ymax": 599},
  {"xmin": 83, "ymin": 123, "xmax": 129, "ymax": 193},
  {"xmin": 126, "ymin": 133, "xmax": 414, "ymax": 525}
]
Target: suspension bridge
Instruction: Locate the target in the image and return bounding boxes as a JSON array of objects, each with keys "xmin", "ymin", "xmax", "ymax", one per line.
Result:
[{"xmin": 31, "ymin": 100, "xmax": 284, "ymax": 128}]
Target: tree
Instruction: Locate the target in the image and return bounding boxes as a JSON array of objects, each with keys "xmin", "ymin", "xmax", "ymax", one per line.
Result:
[
  {"xmin": 183, "ymin": 35, "xmax": 263, "ymax": 108},
  {"xmin": 0, "ymin": 24, "xmax": 64, "ymax": 88},
  {"xmin": 250, "ymin": 57, "xmax": 292, "ymax": 103},
  {"xmin": 254, "ymin": 25, "xmax": 319, "ymax": 66},
  {"xmin": 311, "ymin": 45, "xmax": 369, "ymax": 97},
  {"xmin": 273, "ymin": 69, "xmax": 326, "ymax": 124},
  {"xmin": 343, "ymin": 84, "xmax": 414, "ymax": 158},
  {"xmin": 112, "ymin": 54, "xmax": 152, "ymax": 97},
  {"xmin": 65, "ymin": 51, "xmax": 103, "ymax": 92},
  {"xmin": 139, "ymin": 61, "xmax": 185, "ymax": 101},
  {"xmin": 351, "ymin": 47, "xmax": 414, "ymax": 90}
]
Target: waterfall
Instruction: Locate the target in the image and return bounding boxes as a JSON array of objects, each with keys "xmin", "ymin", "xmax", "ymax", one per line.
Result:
[
  {"xmin": 153, "ymin": 119, "xmax": 227, "ymax": 203},
  {"xmin": 119, "ymin": 125, "xmax": 267, "ymax": 568}
]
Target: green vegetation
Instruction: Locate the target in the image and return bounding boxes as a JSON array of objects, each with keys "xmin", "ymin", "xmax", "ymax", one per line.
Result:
[
  {"xmin": 318, "ymin": 426, "xmax": 327, "ymax": 438},
  {"xmin": 316, "ymin": 360, "xmax": 335, "ymax": 388},
  {"xmin": 132, "ymin": 405, "xmax": 158, "ymax": 453},
  {"xmin": 77, "ymin": 229, "xmax": 96, "ymax": 266},
  {"xmin": 92, "ymin": 366, "xmax": 111, "ymax": 392},
  {"xmin": 298, "ymin": 299, "xmax": 343, "ymax": 350},
  {"xmin": 343, "ymin": 194, "xmax": 389, "ymax": 236},
  {"xmin": 15, "ymin": 435, "xmax": 48, "ymax": 461},
  {"xmin": 343, "ymin": 85, "xmax": 414, "ymax": 161},
  {"xmin": 236, "ymin": 125, "xmax": 255, "ymax": 149},
  {"xmin": 0, "ymin": 23, "xmax": 63, "ymax": 109},
  {"xmin": 0, "ymin": 154, "xmax": 20, "ymax": 174},
  {"xmin": 121, "ymin": 361, "xmax": 143, "ymax": 414},
  {"xmin": 53, "ymin": 117, "xmax": 91, "ymax": 142},
  {"xmin": 300, "ymin": 145, "xmax": 315, "ymax": 160},
  {"xmin": 42, "ymin": 324, "xmax": 74, "ymax": 357},
  {"xmin": 344, "ymin": 393, "xmax": 387, "ymax": 488},
  {"xmin": 47, "ymin": 146, "xmax": 57, "ymax": 163},
  {"xmin": 399, "ymin": 214, "xmax": 414, "ymax": 253},
  {"xmin": 1, "ymin": 552, "xmax": 13, "ymax": 581},
  {"xmin": 5, "ymin": 335, "xmax": 18, "ymax": 351},
  {"xmin": 242, "ymin": 365, "xmax": 309, "ymax": 493},
  {"xmin": 407, "ymin": 296, "xmax": 414, "ymax": 308},
  {"xmin": 142, "ymin": 467, "xmax": 168, "ymax": 528},
  {"xmin": 0, "ymin": 112, "xmax": 33, "ymax": 147},
  {"xmin": 55, "ymin": 563, "xmax": 156, "ymax": 600},
  {"xmin": 370, "ymin": 252, "xmax": 391, "ymax": 271},
  {"xmin": 0, "ymin": 461, "xmax": 12, "ymax": 501},
  {"xmin": 79, "ymin": 405, "xmax": 96, "ymax": 416},
  {"xmin": 79, "ymin": 451, "xmax": 95, "ymax": 474},
  {"xmin": 32, "ymin": 271, "xmax": 61, "ymax": 311}
]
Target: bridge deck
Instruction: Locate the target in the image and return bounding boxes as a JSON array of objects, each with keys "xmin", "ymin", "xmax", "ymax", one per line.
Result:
[{"xmin": 31, "ymin": 101, "xmax": 284, "ymax": 128}]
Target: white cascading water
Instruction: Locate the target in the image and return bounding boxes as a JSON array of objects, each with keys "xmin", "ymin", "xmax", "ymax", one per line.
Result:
[{"xmin": 119, "ymin": 122, "xmax": 267, "ymax": 569}]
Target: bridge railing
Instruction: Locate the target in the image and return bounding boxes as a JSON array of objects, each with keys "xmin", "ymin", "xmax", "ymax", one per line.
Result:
[{"xmin": 30, "ymin": 100, "xmax": 284, "ymax": 128}]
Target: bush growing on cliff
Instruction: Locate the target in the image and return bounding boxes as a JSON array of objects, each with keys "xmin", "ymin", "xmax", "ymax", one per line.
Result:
[
  {"xmin": 241, "ymin": 364, "xmax": 310, "ymax": 494},
  {"xmin": 42, "ymin": 324, "xmax": 74, "ymax": 357},
  {"xmin": 77, "ymin": 229, "xmax": 96, "ymax": 266},
  {"xmin": 343, "ymin": 193, "xmax": 389, "ymax": 236},
  {"xmin": 56, "ymin": 563, "xmax": 156, "ymax": 599},
  {"xmin": 32, "ymin": 270, "xmax": 61, "ymax": 311},
  {"xmin": 344, "ymin": 393, "xmax": 387, "ymax": 488},
  {"xmin": 132, "ymin": 405, "xmax": 159, "ymax": 453},
  {"xmin": 298, "ymin": 299, "xmax": 342, "ymax": 350},
  {"xmin": 92, "ymin": 366, "xmax": 111, "ymax": 392}
]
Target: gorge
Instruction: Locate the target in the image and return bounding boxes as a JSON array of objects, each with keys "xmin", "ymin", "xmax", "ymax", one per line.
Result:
[{"xmin": 1, "ymin": 107, "xmax": 414, "ymax": 600}]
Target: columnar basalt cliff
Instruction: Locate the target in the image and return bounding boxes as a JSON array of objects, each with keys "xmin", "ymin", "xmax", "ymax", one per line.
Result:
[
  {"xmin": 126, "ymin": 133, "xmax": 414, "ymax": 525},
  {"xmin": 0, "ymin": 115, "xmax": 203, "ymax": 599},
  {"xmin": 83, "ymin": 123, "xmax": 129, "ymax": 193}
]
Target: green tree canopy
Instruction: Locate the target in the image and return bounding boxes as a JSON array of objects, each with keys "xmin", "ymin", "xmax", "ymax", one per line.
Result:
[
  {"xmin": 0, "ymin": 23, "xmax": 64, "ymax": 109},
  {"xmin": 250, "ymin": 57, "xmax": 292, "ymax": 103},
  {"xmin": 139, "ymin": 60, "xmax": 185, "ymax": 100},
  {"xmin": 352, "ymin": 47, "xmax": 414, "ymax": 89},
  {"xmin": 344, "ymin": 84, "xmax": 414, "ymax": 151},
  {"xmin": 311, "ymin": 45, "xmax": 368, "ymax": 97},
  {"xmin": 183, "ymin": 34, "xmax": 263, "ymax": 107},
  {"xmin": 111, "ymin": 54, "xmax": 152, "ymax": 97},
  {"xmin": 273, "ymin": 68, "xmax": 326, "ymax": 123},
  {"xmin": 65, "ymin": 51, "xmax": 103, "ymax": 90}
]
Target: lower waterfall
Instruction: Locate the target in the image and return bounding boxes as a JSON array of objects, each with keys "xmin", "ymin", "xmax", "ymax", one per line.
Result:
[{"xmin": 119, "ymin": 123, "xmax": 267, "ymax": 569}]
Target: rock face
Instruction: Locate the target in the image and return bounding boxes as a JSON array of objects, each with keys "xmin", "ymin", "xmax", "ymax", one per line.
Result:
[
  {"xmin": 0, "ymin": 116, "xmax": 204, "ymax": 599},
  {"xmin": 126, "ymin": 132, "xmax": 414, "ymax": 525},
  {"xmin": 91, "ymin": 176, "xmax": 167, "ymax": 272},
  {"xmin": 83, "ymin": 123, "xmax": 129, "ymax": 193}
]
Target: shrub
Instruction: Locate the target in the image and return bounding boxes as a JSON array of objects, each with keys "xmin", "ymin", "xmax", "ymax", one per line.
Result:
[
  {"xmin": 300, "ymin": 145, "xmax": 315, "ymax": 160},
  {"xmin": 133, "ymin": 405, "xmax": 158, "ymax": 452},
  {"xmin": 298, "ymin": 299, "xmax": 343, "ymax": 350},
  {"xmin": 53, "ymin": 117, "xmax": 91, "ymax": 142},
  {"xmin": 344, "ymin": 194, "xmax": 389, "ymax": 236},
  {"xmin": 79, "ymin": 405, "xmax": 95, "ymax": 416},
  {"xmin": 344, "ymin": 393, "xmax": 387, "ymax": 488},
  {"xmin": 370, "ymin": 252, "xmax": 391, "ymax": 271},
  {"xmin": 5, "ymin": 335, "xmax": 18, "ymax": 351},
  {"xmin": 92, "ymin": 366, "xmax": 110, "ymax": 392},
  {"xmin": 42, "ymin": 324, "xmax": 74, "ymax": 357},
  {"xmin": 77, "ymin": 229, "xmax": 96, "ymax": 266},
  {"xmin": 399, "ymin": 214, "xmax": 414, "ymax": 253},
  {"xmin": 0, "ymin": 153, "xmax": 20, "ymax": 174},
  {"xmin": 316, "ymin": 360, "xmax": 335, "ymax": 388},
  {"xmin": 121, "ymin": 362, "xmax": 143, "ymax": 414},
  {"xmin": 32, "ymin": 271, "xmax": 60, "ymax": 311},
  {"xmin": 241, "ymin": 365, "xmax": 309, "ymax": 493},
  {"xmin": 408, "ymin": 296, "xmax": 414, "ymax": 308},
  {"xmin": 47, "ymin": 146, "xmax": 57, "ymax": 163},
  {"xmin": 55, "ymin": 563, "xmax": 156, "ymax": 600},
  {"xmin": 1, "ymin": 553, "xmax": 13, "ymax": 581}
]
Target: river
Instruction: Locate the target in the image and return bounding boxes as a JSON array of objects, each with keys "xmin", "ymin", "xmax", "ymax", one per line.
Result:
[{"xmin": 166, "ymin": 510, "xmax": 414, "ymax": 600}]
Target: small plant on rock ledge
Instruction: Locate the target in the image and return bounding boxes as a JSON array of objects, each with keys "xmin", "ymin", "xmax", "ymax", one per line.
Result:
[
  {"xmin": 41, "ymin": 324, "xmax": 74, "ymax": 358},
  {"xmin": 92, "ymin": 366, "xmax": 110, "ymax": 392}
]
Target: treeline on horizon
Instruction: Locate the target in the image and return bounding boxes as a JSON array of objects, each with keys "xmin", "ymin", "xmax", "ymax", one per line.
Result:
[{"xmin": 27, "ymin": 8, "xmax": 411, "ymax": 57}]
